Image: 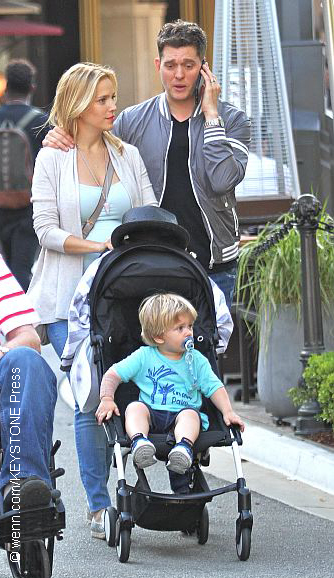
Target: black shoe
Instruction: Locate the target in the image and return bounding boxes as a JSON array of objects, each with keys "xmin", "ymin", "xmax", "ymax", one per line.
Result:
[{"xmin": 3, "ymin": 476, "xmax": 52, "ymax": 513}]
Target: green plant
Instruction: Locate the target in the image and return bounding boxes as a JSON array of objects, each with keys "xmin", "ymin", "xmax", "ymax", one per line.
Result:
[
  {"xmin": 288, "ymin": 352, "xmax": 334, "ymax": 430},
  {"xmin": 236, "ymin": 206, "xmax": 334, "ymax": 338}
]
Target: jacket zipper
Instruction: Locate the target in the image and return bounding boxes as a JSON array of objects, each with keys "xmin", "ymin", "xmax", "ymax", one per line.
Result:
[
  {"xmin": 188, "ymin": 118, "xmax": 215, "ymax": 269},
  {"xmin": 232, "ymin": 206, "xmax": 239, "ymax": 236},
  {"xmin": 159, "ymin": 120, "xmax": 174, "ymax": 205}
]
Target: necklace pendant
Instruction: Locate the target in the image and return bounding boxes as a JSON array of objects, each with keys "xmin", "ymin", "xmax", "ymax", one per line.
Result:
[{"xmin": 103, "ymin": 201, "xmax": 110, "ymax": 213}]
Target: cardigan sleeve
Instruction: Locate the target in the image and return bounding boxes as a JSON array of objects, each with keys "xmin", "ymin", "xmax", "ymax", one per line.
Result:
[
  {"xmin": 31, "ymin": 149, "xmax": 73, "ymax": 253},
  {"xmin": 123, "ymin": 144, "xmax": 158, "ymax": 207}
]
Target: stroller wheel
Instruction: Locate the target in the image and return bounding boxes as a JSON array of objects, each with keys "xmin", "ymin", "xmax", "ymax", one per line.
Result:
[
  {"xmin": 7, "ymin": 540, "xmax": 51, "ymax": 578},
  {"xmin": 236, "ymin": 527, "xmax": 251, "ymax": 561},
  {"xmin": 197, "ymin": 504, "xmax": 209, "ymax": 545},
  {"xmin": 104, "ymin": 507, "xmax": 117, "ymax": 547},
  {"xmin": 116, "ymin": 528, "xmax": 131, "ymax": 563}
]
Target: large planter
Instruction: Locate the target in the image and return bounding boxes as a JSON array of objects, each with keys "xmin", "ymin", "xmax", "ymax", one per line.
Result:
[{"xmin": 257, "ymin": 305, "xmax": 334, "ymax": 418}]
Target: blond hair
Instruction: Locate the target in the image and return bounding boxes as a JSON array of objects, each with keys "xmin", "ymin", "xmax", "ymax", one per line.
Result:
[
  {"xmin": 48, "ymin": 62, "xmax": 123, "ymax": 153},
  {"xmin": 139, "ymin": 293, "xmax": 197, "ymax": 346}
]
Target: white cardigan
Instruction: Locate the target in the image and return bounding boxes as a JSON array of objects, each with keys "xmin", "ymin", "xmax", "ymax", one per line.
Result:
[{"xmin": 28, "ymin": 140, "xmax": 157, "ymax": 328}]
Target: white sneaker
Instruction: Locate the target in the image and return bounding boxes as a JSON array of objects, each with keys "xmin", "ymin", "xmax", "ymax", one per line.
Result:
[
  {"xmin": 91, "ymin": 511, "xmax": 106, "ymax": 540},
  {"xmin": 131, "ymin": 437, "xmax": 156, "ymax": 469},
  {"xmin": 166, "ymin": 444, "xmax": 193, "ymax": 475}
]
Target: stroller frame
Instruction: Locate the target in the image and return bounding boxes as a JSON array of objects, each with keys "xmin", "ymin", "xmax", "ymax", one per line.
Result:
[
  {"xmin": 88, "ymin": 241, "xmax": 253, "ymax": 564},
  {"xmin": 0, "ymin": 439, "xmax": 65, "ymax": 578}
]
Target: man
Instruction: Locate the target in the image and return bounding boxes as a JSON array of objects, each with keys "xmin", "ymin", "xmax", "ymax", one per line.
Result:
[
  {"xmin": 0, "ymin": 59, "xmax": 49, "ymax": 291},
  {"xmin": 0, "ymin": 253, "xmax": 57, "ymax": 511},
  {"xmin": 43, "ymin": 20, "xmax": 250, "ymax": 310}
]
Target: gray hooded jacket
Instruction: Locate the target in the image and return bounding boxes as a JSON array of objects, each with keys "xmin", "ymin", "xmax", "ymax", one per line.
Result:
[{"xmin": 113, "ymin": 93, "xmax": 250, "ymax": 267}]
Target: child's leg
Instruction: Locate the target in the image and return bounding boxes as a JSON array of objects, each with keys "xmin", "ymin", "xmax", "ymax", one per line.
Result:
[
  {"xmin": 125, "ymin": 402, "xmax": 156, "ymax": 469},
  {"xmin": 125, "ymin": 401, "xmax": 150, "ymax": 438},
  {"xmin": 167, "ymin": 409, "xmax": 201, "ymax": 475},
  {"xmin": 174, "ymin": 409, "xmax": 201, "ymax": 444}
]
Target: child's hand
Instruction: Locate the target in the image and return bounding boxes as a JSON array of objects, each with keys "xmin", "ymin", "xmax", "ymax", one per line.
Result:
[
  {"xmin": 223, "ymin": 410, "xmax": 245, "ymax": 432},
  {"xmin": 95, "ymin": 397, "xmax": 120, "ymax": 425}
]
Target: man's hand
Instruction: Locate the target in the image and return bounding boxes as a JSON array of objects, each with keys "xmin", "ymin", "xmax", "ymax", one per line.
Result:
[
  {"xmin": 95, "ymin": 397, "xmax": 120, "ymax": 425},
  {"xmin": 42, "ymin": 126, "xmax": 74, "ymax": 151},
  {"xmin": 200, "ymin": 61, "xmax": 221, "ymax": 120}
]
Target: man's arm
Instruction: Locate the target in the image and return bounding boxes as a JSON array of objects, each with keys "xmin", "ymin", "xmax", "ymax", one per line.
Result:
[
  {"xmin": 42, "ymin": 127, "xmax": 74, "ymax": 151},
  {"xmin": 2, "ymin": 324, "xmax": 41, "ymax": 356}
]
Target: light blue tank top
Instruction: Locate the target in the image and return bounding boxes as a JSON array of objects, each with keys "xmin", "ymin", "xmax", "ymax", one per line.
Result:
[{"xmin": 80, "ymin": 181, "xmax": 131, "ymax": 270}]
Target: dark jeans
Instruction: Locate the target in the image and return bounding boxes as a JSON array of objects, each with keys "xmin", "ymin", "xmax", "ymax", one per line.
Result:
[{"xmin": 0, "ymin": 206, "xmax": 38, "ymax": 291}]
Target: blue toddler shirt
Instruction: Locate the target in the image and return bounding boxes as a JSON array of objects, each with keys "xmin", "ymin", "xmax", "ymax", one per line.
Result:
[{"xmin": 113, "ymin": 346, "xmax": 224, "ymax": 430}]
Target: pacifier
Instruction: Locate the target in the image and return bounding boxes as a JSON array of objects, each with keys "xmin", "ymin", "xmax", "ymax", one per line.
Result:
[{"xmin": 182, "ymin": 336, "xmax": 194, "ymax": 351}]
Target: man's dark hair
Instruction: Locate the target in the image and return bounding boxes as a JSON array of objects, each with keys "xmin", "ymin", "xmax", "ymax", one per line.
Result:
[
  {"xmin": 157, "ymin": 19, "xmax": 207, "ymax": 59},
  {"xmin": 5, "ymin": 59, "xmax": 36, "ymax": 95}
]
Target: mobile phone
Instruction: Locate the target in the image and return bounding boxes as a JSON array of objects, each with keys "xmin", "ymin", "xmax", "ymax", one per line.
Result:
[{"xmin": 194, "ymin": 59, "xmax": 206, "ymax": 105}]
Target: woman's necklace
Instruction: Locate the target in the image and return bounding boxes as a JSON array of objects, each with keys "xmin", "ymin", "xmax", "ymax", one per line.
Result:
[{"xmin": 78, "ymin": 146, "xmax": 110, "ymax": 213}]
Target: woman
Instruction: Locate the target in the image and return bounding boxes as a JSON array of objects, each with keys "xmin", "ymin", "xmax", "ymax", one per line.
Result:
[{"xmin": 28, "ymin": 62, "xmax": 157, "ymax": 539}]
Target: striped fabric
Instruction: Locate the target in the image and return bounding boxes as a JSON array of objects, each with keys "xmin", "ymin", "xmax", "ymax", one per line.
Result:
[{"xmin": 0, "ymin": 255, "xmax": 40, "ymax": 337}]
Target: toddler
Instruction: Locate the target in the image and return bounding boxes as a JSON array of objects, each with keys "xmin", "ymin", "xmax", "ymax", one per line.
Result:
[{"xmin": 96, "ymin": 293, "xmax": 244, "ymax": 474}]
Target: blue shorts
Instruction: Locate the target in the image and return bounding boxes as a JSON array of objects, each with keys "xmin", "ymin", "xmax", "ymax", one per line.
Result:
[{"xmin": 143, "ymin": 404, "xmax": 202, "ymax": 434}]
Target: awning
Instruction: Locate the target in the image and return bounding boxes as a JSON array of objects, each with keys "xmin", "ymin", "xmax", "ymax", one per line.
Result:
[
  {"xmin": 0, "ymin": 18, "xmax": 63, "ymax": 36},
  {"xmin": 0, "ymin": 1, "xmax": 41, "ymax": 16}
]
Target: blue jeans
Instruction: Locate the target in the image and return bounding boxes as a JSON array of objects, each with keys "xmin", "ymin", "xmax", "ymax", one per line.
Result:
[
  {"xmin": 47, "ymin": 320, "xmax": 112, "ymax": 512},
  {"xmin": 209, "ymin": 261, "xmax": 238, "ymax": 311},
  {"xmin": 0, "ymin": 347, "xmax": 57, "ymax": 493}
]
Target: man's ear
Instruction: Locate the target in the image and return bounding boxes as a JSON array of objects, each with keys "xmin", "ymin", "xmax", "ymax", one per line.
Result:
[{"xmin": 154, "ymin": 57, "xmax": 161, "ymax": 73}]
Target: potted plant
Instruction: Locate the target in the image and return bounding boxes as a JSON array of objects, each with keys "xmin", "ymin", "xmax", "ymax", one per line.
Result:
[
  {"xmin": 236, "ymin": 205, "xmax": 334, "ymax": 418},
  {"xmin": 289, "ymin": 352, "xmax": 334, "ymax": 438}
]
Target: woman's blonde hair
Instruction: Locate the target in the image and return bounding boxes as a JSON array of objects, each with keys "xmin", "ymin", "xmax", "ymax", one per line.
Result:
[
  {"xmin": 139, "ymin": 293, "xmax": 197, "ymax": 346},
  {"xmin": 48, "ymin": 62, "xmax": 123, "ymax": 153}
]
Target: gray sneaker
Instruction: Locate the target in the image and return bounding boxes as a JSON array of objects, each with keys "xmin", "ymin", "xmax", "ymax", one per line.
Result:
[
  {"xmin": 91, "ymin": 515, "xmax": 106, "ymax": 540},
  {"xmin": 166, "ymin": 444, "xmax": 193, "ymax": 475},
  {"xmin": 131, "ymin": 437, "xmax": 157, "ymax": 469}
]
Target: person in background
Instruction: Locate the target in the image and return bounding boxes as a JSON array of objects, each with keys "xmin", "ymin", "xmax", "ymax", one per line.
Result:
[
  {"xmin": 27, "ymin": 62, "xmax": 157, "ymax": 540},
  {"xmin": 0, "ymin": 59, "xmax": 49, "ymax": 291},
  {"xmin": 43, "ymin": 19, "xmax": 251, "ymax": 311},
  {"xmin": 0, "ymin": 254, "xmax": 56, "ymax": 512}
]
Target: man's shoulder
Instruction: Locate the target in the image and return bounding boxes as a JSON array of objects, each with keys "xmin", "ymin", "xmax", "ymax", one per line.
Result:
[
  {"xmin": 120, "ymin": 94, "xmax": 161, "ymax": 120},
  {"xmin": 0, "ymin": 103, "xmax": 46, "ymax": 123}
]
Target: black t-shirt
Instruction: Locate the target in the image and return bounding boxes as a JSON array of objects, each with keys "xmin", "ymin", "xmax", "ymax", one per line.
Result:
[
  {"xmin": 161, "ymin": 116, "xmax": 212, "ymax": 269},
  {"xmin": 161, "ymin": 116, "xmax": 233, "ymax": 273}
]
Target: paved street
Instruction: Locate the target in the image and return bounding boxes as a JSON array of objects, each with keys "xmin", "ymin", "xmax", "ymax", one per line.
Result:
[{"xmin": 1, "ymin": 396, "xmax": 333, "ymax": 578}]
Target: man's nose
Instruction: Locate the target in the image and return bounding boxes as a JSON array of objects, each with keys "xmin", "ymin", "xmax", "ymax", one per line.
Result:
[{"xmin": 175, "ymin": 65, "xmax": 184, "ymax": 78}]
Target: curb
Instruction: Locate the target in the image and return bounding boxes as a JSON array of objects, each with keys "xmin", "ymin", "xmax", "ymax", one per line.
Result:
[{"xmin": 240, "ymin": 421, "xmax": 334, "ymax": 496}]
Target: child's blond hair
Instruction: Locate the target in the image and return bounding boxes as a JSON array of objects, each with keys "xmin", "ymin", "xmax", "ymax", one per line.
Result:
[{"xmin": 139, "ymin": 293, "xmax": 197, "ymax": 346}]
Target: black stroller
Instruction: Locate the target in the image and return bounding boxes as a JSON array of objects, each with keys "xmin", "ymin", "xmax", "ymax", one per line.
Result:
[
  {"xmin": 88, "ymin": 208, "xmax": 253, "ymax": 564},
  {"xmin": 0, "ymin": 438, "xmax": 65, "ymax": 578}
]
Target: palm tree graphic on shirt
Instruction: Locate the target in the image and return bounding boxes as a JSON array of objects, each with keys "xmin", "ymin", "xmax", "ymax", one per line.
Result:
[
  {"xmin": 146, "ymin": 365, "xmax": 177, "ymax": 404},
  {"xmin": 158, "ymin": 382, "xmax": 175, "ymax": 405}
]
